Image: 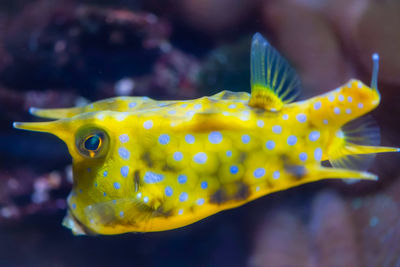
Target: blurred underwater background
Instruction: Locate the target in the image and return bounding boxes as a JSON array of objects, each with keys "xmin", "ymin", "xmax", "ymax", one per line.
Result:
[{"xmin": 1, "ymin": 0, "xmax": 400, "ymax": 266}]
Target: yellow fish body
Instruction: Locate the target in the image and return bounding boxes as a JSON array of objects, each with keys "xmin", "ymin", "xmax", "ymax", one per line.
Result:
[{"xmin": 14, "ymin": 33, "xmax": 398, "ymax": 235}]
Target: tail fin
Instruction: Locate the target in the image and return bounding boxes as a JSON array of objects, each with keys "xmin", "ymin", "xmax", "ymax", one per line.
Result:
[{"xmin": 328, "ymin": 116, "xmax": 398, "ymax": 173}]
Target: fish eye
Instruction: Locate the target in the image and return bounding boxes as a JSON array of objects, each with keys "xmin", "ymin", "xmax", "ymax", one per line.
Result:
[
  {"xmin": 84, "ymin": 135, "xmax": 102, "ymax": 151},
  {"xmin": 76, "ymin": 127, "xmax": 109, "ymax": 158}
]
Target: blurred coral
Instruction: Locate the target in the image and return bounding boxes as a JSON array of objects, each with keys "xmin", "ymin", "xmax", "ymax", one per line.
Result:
[
  {"xmin": 0, "ymin": 167, "xmax": 70, "ymax": 224},
  {"xmin": 0, "ymin": 0, "xmax": 171, "ymax": 96},
  {"xmin": 250, "ymin": 185, "xmax": 400, "ymax": 267}
]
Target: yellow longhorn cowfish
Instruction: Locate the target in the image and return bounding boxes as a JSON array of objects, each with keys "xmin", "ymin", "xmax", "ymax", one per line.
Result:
[{"xmin": 14, "ymin": 33, "xmax": 399, "ymax": 235}]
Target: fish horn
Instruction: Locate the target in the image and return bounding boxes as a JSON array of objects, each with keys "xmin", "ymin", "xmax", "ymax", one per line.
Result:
[
  {"xmin": 13, "ymin": 120, "xmax": 63, "ymax": 135},
  {"xmin": 371, "ymin": 53, "xmax": 379, "ymax": 93},
  {"xmin": 29, "ymin": 106, "xmax": 82, "ymax": 119}
]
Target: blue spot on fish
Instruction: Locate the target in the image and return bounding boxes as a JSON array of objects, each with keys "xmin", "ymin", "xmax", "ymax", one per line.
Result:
[
  {"xmin": 186, "ymin": 110, "xmax": 195, "ymax": 116},
  {"xmin": 173, "ymin": 151, "xmax": 183, "ymax": 161},
  {"xmin": 272, "ymin": 125, "xmax": 282, "ymax": 134},
  {"xmin": 296, "ymin": 114, "xmax": 307, "ymax": 123},
  {"xmin": 118, "ymin": 147, "xmax": 130, "ymax": 160},
  {"xmin": 242, "ymin": 134, "xmax": 250, "ymax": 144},
  {"xmin": 185, "ymin": 134, "xmax": 195, "ymax": 144},
  {"xmin": 144, "ymin": 171, "xmax": 164, "ymax": 184},
  {"xmin": 194, "ymin": 152, "xmax": 207, "ymax": 164},
  {"xmin": 254, "ymin": 168, "xmax": 265, "ymax": 178},
  {"xmin": 159, "ymin": 134, "xmax": 170, "ymax": 145},
  {"xmin": 113, "ymin": 182, "xmax": 121, "ymax": 189},
  {"xmin": 119, "ymin": 134, "xmax": 129, "ymax": 143},
  {"xmin": 143, "ymin": 120, "xmax": 153, "ymax": 129},
  {"xmin": 120, "ymin": 166, "xmax": 129, "ymax": 177},
  {"xmin": 230, "ymin": 165, "xmax": 239, "ymax": 174},
  {"xmin": 266, "ymin": 140, "xmax": 275, "ymax": 150},
  {"xmin": 194, "ymin": 104, "xmax": 202, "ymax": 110},
  {"xmin": 165, "ymin": 186, "xmax": 173, "ymax": 197},
  {"xmin": 314, "ymin": 148, "xmax": 323, "ymax": 161},
  {"xmin": 209, "ymin": 131, "xmax": 223, "ymax": 144},
  {"xmin": 287, "ymin": 135, "xmax": 297, "ymax": 146},
  {"xmin": 178, "ymin": 174, "xmax": 187, "ymax": 184},
  {"xmin": 309, "ymin": 131, "xmax": 320, "ymax": 141},
  {"xmin": 179, "ymin": 192, "xmax": 188, "ymax": 202},
  {"xmin": 196, "ymin": 198, "xmax": 205, "ymax": 205},
  {"xmin": 299, "ymin": 152, "xmax": 308, "ymax": 162}
]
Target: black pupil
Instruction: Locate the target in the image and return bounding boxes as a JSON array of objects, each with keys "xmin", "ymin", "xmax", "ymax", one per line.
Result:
[{"xmin": 84, "ymin": 135, "xmax": 101, "ymax": 151}]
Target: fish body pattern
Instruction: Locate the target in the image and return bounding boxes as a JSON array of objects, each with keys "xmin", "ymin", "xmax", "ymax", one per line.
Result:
[{"xmin": 14, "ymin": 33, "xmax": 398, "ymax": 235}]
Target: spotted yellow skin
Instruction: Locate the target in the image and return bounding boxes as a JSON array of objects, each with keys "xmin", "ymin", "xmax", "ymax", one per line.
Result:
[{"xmin": 15, "ymin": 34, "xmax": 398, "ymax": 235}]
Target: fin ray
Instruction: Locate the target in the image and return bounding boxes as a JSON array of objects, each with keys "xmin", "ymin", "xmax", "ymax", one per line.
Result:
[
  {"xmin": 249, "ymin": 33, "xmax": 301, "ymax": 111},
  {"xmin": 329, "ymin": 116, "xmax": 398, "ymax": 172}
]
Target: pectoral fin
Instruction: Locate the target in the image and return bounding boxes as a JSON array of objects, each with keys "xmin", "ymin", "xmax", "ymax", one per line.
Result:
[{"xmin": 83, "ymin": 197, "xmax": 171, "ymax": 233}]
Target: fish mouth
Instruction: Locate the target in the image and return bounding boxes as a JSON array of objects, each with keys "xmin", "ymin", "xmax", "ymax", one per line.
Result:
[{"xmin": 62, "ymin": 209, "xmax": 97, "ymax": 236}]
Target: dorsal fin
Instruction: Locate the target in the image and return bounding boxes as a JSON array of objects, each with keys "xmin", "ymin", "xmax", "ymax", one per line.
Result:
[{"xmin": 249, "ymin": 33, "xmax": 301, "ymax": 111}]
